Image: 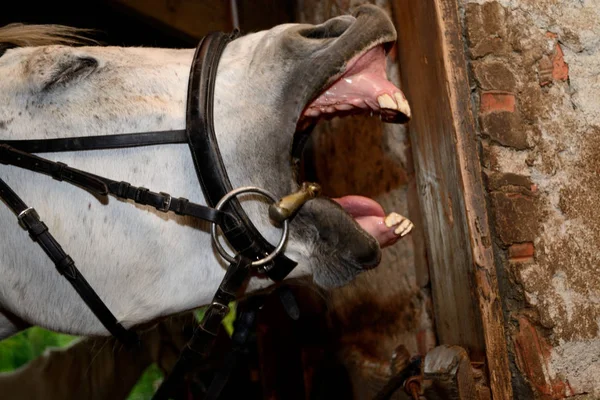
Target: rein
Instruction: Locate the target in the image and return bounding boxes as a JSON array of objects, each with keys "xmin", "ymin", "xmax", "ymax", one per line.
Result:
[{"xmin": 0, "ymin": 30, "xmax": 311, "ymax": 399}]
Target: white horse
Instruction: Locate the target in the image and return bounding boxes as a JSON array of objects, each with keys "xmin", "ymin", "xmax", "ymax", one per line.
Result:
[{"xmin": 0, "ymin": 4, "xmax": 412, "ymax": 340}]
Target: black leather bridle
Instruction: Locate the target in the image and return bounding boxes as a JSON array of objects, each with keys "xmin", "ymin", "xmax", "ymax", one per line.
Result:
[{"xmin": 0, "ymin": 30, "xmax": 302, "ymax": 399}]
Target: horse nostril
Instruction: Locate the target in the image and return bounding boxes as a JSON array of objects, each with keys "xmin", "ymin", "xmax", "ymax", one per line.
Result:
[{"xmin": 299, "ymin": 15, "xmax": 355, "ymax": 40}]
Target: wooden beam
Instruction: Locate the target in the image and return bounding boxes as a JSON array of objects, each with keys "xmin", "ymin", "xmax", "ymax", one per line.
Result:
[
  {"xmin": 391, "ymin": 0, "xmax": 513, "ymax": 398},
  {"xmin": 112, "ymin": 0, "xmax": 232, "ymax": 40},
  {"xmin": 111, "ymin": 0, "xmax": 296, "ymax": 42}
]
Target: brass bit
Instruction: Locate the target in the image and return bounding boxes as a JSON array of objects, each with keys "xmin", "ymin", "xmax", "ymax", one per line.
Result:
[{"xmin": 269, "ymin": 182, "xmax": 321, "ymax": 224}]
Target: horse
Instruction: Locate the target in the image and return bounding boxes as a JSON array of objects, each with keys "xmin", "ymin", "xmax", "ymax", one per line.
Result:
[{"xmin": 0, "ymin": 4, "xmax": 412, "ymax": 341}]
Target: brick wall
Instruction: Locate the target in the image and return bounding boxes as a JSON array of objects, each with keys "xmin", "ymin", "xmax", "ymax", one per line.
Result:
[{"xmin": 461, "ymin": 1, "xmax": 600, "ymax": 397}]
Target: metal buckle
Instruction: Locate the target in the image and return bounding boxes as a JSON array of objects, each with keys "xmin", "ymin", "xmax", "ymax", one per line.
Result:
[
  {"xmin": 200, "ymin": 301, "xmax": 231, "ymax": 335},
  {"xmin": 158, "ymin": 192, "xmax": 172, "ymax": 212},
  {"xmin": 210, "ymin": 186, "xmax": 289, "ymax": 268},
  {"xmin": 209, "ymin": 301, "xmax": 230, "ymax": 317},
  {"xmin": 17, "ymin": 207, "xmax": 39, "ymax": 230}
]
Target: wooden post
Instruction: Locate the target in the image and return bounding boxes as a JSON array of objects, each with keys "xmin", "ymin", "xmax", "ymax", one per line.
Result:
[{"xmin": 391, "ymin": 0, "xmax": 512, "ymax": 398}]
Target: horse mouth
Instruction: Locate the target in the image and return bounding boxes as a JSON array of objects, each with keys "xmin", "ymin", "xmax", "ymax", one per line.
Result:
[
  {"xmin": 293, "ymin": 42, "xmax": 411, "ymax": 256},
  {"xmin": 299, "ymin": 44, "xmax": 410, "ymax": 128}
]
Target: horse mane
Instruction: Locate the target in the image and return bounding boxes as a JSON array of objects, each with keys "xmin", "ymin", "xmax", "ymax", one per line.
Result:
[{"xmin": 0, "ymin": 23, "xmax": 100, "ymax": 48}]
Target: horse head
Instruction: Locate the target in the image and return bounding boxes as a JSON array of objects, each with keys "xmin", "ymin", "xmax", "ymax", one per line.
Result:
[
  {"xmin": 0, "ymin": 4, "xmax": 412, "ymax": 337},
  {"xmin": 212, "ymin": 4, "xmax": 411, "ymax": 288}
]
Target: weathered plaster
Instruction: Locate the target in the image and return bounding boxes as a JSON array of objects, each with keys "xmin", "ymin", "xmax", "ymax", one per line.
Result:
[{"xmin": 462, "ymin": 0, "xmax": 600, "ymax": 397}]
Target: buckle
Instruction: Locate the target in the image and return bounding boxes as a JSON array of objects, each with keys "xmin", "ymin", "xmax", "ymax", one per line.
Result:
[
  {"xmin": 208, "ymin": 301, "xmax": 230, "ymax": 317},
  {"xmin": 158, "ymin": 192, "xmax": 172, "ymax": 212},
  {"xmin": 17, "ymin": 207, "xmax": 39, "ymax": 230},
  {"xmin": 134, "ymin": 187, "xmax": 149, "ymax": 203},
  {"xmin": 51, "ymin": 161, "xmax": 68, "ymax": 181},
  {"xmin": 200, "ymin": 301, "xmax": 231, "ymax": 335}
]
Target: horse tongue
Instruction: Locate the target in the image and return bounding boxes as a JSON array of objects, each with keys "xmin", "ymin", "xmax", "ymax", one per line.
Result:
[
  {"xmin": 333, "ymin": 195, "xmax": 385, "ymax": 218},
  {"xmin": 333, "ymin": 195, "xmax": 399, "ymax": 248}
]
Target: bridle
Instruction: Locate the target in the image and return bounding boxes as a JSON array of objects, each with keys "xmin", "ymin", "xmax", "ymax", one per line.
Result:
[{"xmin": 0, "ymin": 30, "xmax": 316, "ymax": 399}]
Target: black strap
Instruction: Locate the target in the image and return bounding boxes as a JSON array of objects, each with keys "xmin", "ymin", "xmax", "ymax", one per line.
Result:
[
  {"xmin": 203, "ymin": 296, "xmax": 262, "ymax": 400},
  {"xmin": 185, "ymin": 31, "xmax": 297, "ymax": 281},
  {"xmin": 152, "ymin": 255, "xmax": 251, "ymax": 400},
  {"xmin": 0, "ymin": 130, "xmax": 187, "ymax": 153},
  {"xmin": 0, "ymin": 177, "xmax": 140, "ymax": 348},
  {"xmin": 0, "ymin": 144, "xmax": 109, "ymax": 195},
  {"xmin": 0, "ymin": 144, "xmax": 236, "ymax": 227}
]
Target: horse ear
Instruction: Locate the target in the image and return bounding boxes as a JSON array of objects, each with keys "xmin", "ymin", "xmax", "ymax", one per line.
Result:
[{"xmin": 26, "ymin": 48, "xmax": 98, "ymax": 92}]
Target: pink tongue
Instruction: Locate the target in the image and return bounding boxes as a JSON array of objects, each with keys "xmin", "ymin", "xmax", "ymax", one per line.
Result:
[
  {"xmin": 333, "ymin": 195, "xmax": 385, "ymax": 218},
  {"xmin": 333, "ymin": 196, "xmax": 400, "ymax": 248},
  {"xmin": 309, "ymin": 46, "xmax": 401, "ymax": 110}
]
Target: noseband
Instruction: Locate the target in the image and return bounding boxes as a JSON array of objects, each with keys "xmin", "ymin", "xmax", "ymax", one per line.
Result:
[{"xmin": 0, "ymin": 31, "xmax": 308, "ymax": 399}]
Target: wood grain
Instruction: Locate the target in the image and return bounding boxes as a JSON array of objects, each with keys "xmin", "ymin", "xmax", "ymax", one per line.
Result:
[{"xmin": 391, "ymin": 0, "xmax": 512, "ymax": 398}]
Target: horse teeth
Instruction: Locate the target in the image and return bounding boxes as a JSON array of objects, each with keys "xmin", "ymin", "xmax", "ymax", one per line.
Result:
[
  {"xmin": 394, "ymin": 219, "xmax": 414, "ymax": 236},
  {"xmin": 384, "ymin": 212, "xmax": 403, "ymax": 228},
  {"xmin": 306, "ymin": 109, "xmax": 320, "ymax": 117},
  {"xmin": 385, "ymin": 212, "xmax": 414, "ymax": 236},
  {"xmin": 377, "ymin": 94, "xmax": 397, "ymax": 110},
  {"xmin": 394, "ymin": 92, "xmax": 411, "ymax": 117}
]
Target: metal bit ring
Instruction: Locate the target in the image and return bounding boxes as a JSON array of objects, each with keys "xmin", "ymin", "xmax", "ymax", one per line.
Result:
[{"xmin": 210, "ymin": 186, "xmax": 289, "ymax": 267}]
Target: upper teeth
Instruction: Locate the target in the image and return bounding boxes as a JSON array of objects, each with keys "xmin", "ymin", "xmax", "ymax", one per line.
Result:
[
  {"xmin": 377, "ymin": 94, "xmax": 397, "ymax": 109},
  {"xmin": 377, "ymin": 93, "xmax": 411, "ymax": 118},
  {"xmin": 394, "ymin": 92, "xmax": 411, "ymax": 118}
]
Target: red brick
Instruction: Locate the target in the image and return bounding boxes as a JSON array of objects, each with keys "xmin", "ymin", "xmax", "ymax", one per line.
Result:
[
  {"xmin": 513, "ymin": 317, "xmax": 573, "ymax": 398},
  {"xmin": 552, "ymin": 44, "xmax": 569, "ymax": 81},
  {"xmin": 539, "ymin": 44, "xmax": 569, "ymax": 86},
  {"xmin": 480, "ymin": 91, "xmax": 516, "ymax": 113},
  {"xmin": 508, "ymin": 242, "xmax": 534, "ymax": 262}
]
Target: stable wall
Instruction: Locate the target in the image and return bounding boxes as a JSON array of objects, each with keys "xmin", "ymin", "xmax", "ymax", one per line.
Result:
[{"xmin": 460, "ymin": 0, "xmax": 600, "ymax": 397}]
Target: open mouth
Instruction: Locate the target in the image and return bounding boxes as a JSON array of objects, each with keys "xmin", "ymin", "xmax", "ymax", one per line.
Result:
[
  {"xmin": 300, "ymin": 44, "xmax": 410, "ymax": 126},
  {"xmin": 293, "ymin": 43, "xmax": 412, "ymax": 250}
]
